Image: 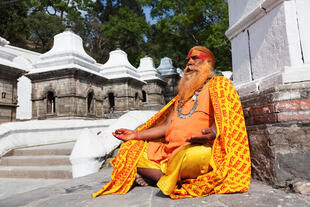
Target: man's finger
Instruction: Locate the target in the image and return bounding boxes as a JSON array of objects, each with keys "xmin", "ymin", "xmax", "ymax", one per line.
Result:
[
  {"xmin": 191, "ymin": 134, "xmax": 213, "ymax": 140},
  {"xmin": 186, "ymin": 135, "xmax": 209, "ymax": 143},
  {"xmin": 202, "ymin": 128, "xmax": 213, "ymax": 134}
]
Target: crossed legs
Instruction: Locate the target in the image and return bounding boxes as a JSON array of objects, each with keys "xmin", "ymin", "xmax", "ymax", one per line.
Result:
[{"xmin": 136, "ymin": 168, "xmax": 164, "ymax": 186}]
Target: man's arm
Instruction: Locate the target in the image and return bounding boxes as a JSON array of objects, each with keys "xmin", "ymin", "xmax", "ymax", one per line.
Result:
[
  {"xmin": 185, "ymin": 122, "xmax": 217, "ymax": 144},
  {"xmin": 112, "ymin": 110, "xmax": 173, "ymax": 142}
]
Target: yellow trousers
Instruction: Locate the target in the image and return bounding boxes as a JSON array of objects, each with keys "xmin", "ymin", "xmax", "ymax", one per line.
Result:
[{"xmin": 137, "ymin": 143, "xmax": 212, "ymax": 195}]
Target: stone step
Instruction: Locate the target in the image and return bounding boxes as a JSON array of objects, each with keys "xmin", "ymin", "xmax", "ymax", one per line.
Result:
[
  {"xmin": 0, "ymin": 166, "xmax": 72, "ymax": 179},
  {"xmin": 0, "ymin": 155, "xmax": 71, "ymax": 166},
  {"xmin": 8, "ymin": 142, "xmax": 75, "ymax": 156}
]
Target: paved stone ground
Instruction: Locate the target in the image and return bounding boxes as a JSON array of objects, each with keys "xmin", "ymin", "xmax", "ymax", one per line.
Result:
[
  {"xmin": 0, "ymin": 168, "xmax": 309, "ymax": 207},
  {"xmin": 0, "ymin": 178, "xmax": 65, "ymax": 200}
]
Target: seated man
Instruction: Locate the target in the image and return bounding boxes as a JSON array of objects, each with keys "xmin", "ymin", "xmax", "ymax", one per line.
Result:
[{"xmin": 92, "ymin": 46, "xmax": 251, "ymax": 199}]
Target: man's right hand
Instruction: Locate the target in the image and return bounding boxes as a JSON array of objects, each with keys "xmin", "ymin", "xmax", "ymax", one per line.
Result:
[{"xmin": 112, "ymin": 128, "xmax": 137, "ymax": 142}]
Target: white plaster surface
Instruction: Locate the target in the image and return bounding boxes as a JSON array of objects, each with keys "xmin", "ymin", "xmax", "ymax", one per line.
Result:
[
  {"xmin": 16, "ymin": 76, "xmax": 32, "ymax": 120},
  {"xmin": 30, "ymin": 30, "xmax": 106, "ymax": 80},
  {"xmin": 0, "ymin": 44, "xmax": 33, "ymax": 72},
  {"xmin": 137, "ymin": 56, "xmax": 163, "ymax": 81},
  {"xmin": 221, "ymin": 71, "xmax": 233, "ymax": 80},
  {"xmin": 283, "ymin": 0, "xmax": 303, "ymax": 67},
  {"xmin": 70, "ymin": 110, "xmax": 157, "ymax": 178},
  {"xmin": 258, "ymin": 72, "xmax": 283, "ymax": 91},
  {"xmin": 283, "ymin": 65, "xmax": 310, "ymax": 83},
  {"xmin": 231, "ymin": 31, "xmax": 252, "ymax": 84},
  {"xmin": 249, "ymin": 3, "xmax": 289, "ymax": 80},
  {"xmin": 235, "ymin": 81, "xmax": 258, "ymax": 96},
  {"xmin": 0, "ymin": 44, "xmax": 40, "ymax": 65},
  {"xmin": 40, "ymin": 30, "xmax": 95, "ymax": 64},
  {"xmin": 176, "ymin": 68, "xmax": 183, "ymax": 77},
  {"xmin": 226, "ymin": 0, "xmax": 285, "ymax": 40},
  {"xmin": 100, "ymin": 49, "xmax": 144, "ymax": 83},
  {"xmin": 295, "ymin": 0, "xmax": 310, "ymax": 64},
  {"xmin": 227, "ymin": 0, "xmax": 310, "ymax": 93},
  {"xmin": 0, "ymin": 37, "xmax": 9, "ymax": 46},
  {"xmin": 227, "ymin": 0, "xmax": 263, "ymax": 26},
  {"xmin": 0, "ymin": 119, "xmax": 115, "ymax": 157},
  {"xmin": 157, "ymin": 57, "xmax": 177, "ymax": 76}
]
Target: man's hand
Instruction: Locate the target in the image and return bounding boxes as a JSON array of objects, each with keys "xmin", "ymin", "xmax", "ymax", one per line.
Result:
[
  {"xmin": 112, "ymin": 128, "xmax": 137, "ymax": 142},
  {"xmin": 186, "ymin": 128, "xmax": 216, "ymax": 144}
]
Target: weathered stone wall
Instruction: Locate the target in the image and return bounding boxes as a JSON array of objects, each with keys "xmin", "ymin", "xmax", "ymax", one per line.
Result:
[
  {"xmin": 241, "ymin": 81, "xmax": 310, "ymax": 186},
  {"xmin": 102, "ymin": 79, "xmax": 145, "ymax": 114},
  {"xmin": 0, "ymin": 78, "xmax": 14, "ymax": 104},
  {"xmin": 142, "ymin": 80, "xmax": 165, "ymax": 106},
  {"xmin": 0, "ymin": 67, "xmax": 22, "ymax": 124},
  {"xmin": 29, "ymin": 69, "xmax": 105, "ymax": 119},
  {"xmin": 162, "ymin": 75, "xmax": 179, "ymax": 104}
]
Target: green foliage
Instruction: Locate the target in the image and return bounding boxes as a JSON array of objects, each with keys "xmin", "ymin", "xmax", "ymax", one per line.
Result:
[
  {"xmin": 25, "ymin": 12, "xmax": 65, "ymax": 52},
  {"xmin": 83, "ymin": 0, "xmax": 148, "ymax": 66},
  {"xmin": 0, "ymin": 1, "xmax": 30, "ymax": 48},
  {"xmin": 143, "ymin": 0, "xmax": 231, "ymax": 71}
]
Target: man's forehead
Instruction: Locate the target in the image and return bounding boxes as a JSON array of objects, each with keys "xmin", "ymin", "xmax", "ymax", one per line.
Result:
[
  {"xmin": 187, "ymin": 49, "xmax": 208, "ymax": 61},
  {"xmin": 187, "ymin": 49, "xmax": 200, "ymax": 57}
]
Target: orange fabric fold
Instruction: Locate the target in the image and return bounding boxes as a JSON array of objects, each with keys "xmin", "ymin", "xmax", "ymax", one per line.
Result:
[{"xmin": 92, "ymin": 76, "xmax": 251, "ymax": 199}]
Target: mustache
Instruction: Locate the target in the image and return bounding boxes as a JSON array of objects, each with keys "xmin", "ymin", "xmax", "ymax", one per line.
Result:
[{"xmin": 184, "ymin": 66, "xmax": 198, "ymax": 73}]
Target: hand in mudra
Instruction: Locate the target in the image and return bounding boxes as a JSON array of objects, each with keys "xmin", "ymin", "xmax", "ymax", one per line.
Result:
[
  {"xmin": 186, "ymin": 128, "xmax": 216, "ymax": 144},
  {"xmin": 112, "ymin": 128, "xmax": 137, "ymax": 142}
]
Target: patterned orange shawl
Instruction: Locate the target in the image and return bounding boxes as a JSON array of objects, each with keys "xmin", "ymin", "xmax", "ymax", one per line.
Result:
[{"xmin": 92, "ymin": 76, "xmax": 251, "ymax": 199}]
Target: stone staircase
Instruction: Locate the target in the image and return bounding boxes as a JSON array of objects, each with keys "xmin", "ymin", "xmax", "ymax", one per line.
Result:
[{"xmin": 0, "ymin": 142, "xmax": 75, "ymax": 179}]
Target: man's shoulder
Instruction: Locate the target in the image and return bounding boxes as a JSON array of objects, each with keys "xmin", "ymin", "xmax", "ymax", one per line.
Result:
[{"xmin": 210, "ymin": 75, "xmax": 233, "ymax": 85}]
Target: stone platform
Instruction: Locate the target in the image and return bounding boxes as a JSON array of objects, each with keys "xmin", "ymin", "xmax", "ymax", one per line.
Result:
[{"xmin": 0, "ymin": 168, "xmax": 309, "ymax": 207}]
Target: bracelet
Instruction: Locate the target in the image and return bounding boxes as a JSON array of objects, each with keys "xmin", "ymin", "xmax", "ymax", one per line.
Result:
[{"xmin": 211, "ymin": 128, "xmax": 217, "ymax": 136}]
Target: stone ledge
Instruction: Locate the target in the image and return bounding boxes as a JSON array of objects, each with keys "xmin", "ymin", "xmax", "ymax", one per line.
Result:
[{"xmin": 0, "ymin": 168, "xmax": 309, "ymax": 207}]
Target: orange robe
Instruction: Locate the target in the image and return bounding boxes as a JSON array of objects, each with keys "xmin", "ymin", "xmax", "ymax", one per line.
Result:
[
  {"xmin": 147, "ymin": 81, "xmax": 214, "ymax": 163},
  {"xmin": 92, "ymin": 76, "xmax": 251, "ymax": 199}
]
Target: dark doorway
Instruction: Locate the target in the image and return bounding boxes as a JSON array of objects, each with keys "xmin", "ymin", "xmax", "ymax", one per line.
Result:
[
  {"xmin": 108, "ymin": 92, "xmax": 115, "ymax": 111},
  {"xmin": 47, "ymin": 91, "xmax": 56, "ymax": 113},
  {"xmin": 142, "ymin": 90, "xmax": 147, "ymax": 102},
  {"xmin": 87, "ymin": 92, "xmax": 94, "ymax": 113}
]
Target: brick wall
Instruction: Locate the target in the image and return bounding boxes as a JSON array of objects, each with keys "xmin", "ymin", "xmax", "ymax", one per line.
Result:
[{"xmin": 240, "ymin": 82, "xmax": 310, "ymax": 186}]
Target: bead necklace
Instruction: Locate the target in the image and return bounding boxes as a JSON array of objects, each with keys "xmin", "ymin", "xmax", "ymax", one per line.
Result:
[{"xmin": 176, "ymin": 79, "xmax": 209, "ymax": 119}]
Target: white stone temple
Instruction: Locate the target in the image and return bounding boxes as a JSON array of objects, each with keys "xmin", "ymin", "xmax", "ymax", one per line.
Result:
[
  {"xmin": 225, "ymin": 0, "xmax": 310, "ymax": 95},
  {"xmin": 100, "ymin": 48, "xmax": 143, "ymax": 82},
  {"xmin": 225, "ymin": 0, "xmax": 310, "ymax": 187},
  {"xmin": 0, "ymin": 30, "xmax": 180, "ymax": 178},
  {"xmin": 0, "ymin": 30, "xmax": 182, "ymax": 121},
  {"xmin": 137, "ymin": 56, "xmax": 163, "ymax": 81}
]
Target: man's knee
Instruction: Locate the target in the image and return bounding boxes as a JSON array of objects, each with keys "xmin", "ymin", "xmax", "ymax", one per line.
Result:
[
  {"xmin": 173, "ymin": 145, "xmax": 211, "ymax": 179},
  {"xmin": 183, "ymin": 145, "xmax": 211, "ymax": 161}
]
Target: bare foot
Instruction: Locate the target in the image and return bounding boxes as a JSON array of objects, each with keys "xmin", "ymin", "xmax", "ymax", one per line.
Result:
[{"xmin": 135, "ymin": 173, "xmax": 150, "ymax": 186}]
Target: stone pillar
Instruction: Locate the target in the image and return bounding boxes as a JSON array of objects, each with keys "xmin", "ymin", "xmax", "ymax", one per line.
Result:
[{"xmin": 226, "ymin": 0, "xmax": 310, "ymax": 187}]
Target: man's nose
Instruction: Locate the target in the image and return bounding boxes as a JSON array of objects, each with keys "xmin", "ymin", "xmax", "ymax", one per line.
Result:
[{"xmin": 187, "ymin": 58, "xmax": 194, "ymax": 65}]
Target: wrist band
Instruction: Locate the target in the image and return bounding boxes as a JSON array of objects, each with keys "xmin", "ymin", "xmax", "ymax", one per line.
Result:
[{"xmin": 211, "ymin": 128, "xmax": 217, "ymax": 136}]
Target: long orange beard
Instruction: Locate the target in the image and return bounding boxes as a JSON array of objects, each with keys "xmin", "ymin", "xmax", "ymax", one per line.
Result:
[{"xmin": 177, "ymin": 61, "xmax": 213, "ymax": 101}]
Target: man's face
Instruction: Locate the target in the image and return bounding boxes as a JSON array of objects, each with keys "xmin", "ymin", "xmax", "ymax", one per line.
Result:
[{"xmin": 184, "ymin": 49, "xmax": 207, "ymax": 76}]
